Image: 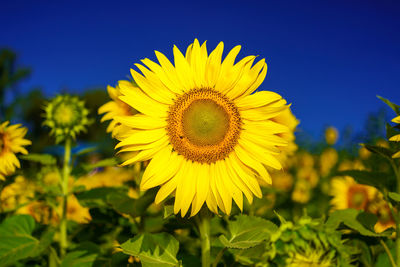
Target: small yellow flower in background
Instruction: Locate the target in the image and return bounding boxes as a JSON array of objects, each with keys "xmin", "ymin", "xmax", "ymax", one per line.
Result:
[
  {"xmin": 319, "ymin": 147, "xmax": 338, "ymax": 176},
  {"xmin": 16, "ymin": 200, "xmax": 57, "ymax": 225},
  {"xmin": 0, "ymin": 176, "xmax": 34, "ymax": 211},
  {"xmin": 271, "ymin": 172, "xmax": 293, "ymax": 192},
  {"xmin": 292, "ymin": 179, "xmax": 311, "ymax": 203},
  {"xmin": 358, "ymin": 146, "xmax": 371, "ymax": 160},
  {"xmin": 325, "ymin": 126, "xmax": 339, "ymax": 145},
  {"xmin": 111, "ymin": 39, "xmax": 293, "ymax": 217},
  {"xmin": 75, "ymin": 167, "xmax": 136, "ymax": 190},
  {"xmin": 0, "ymin": 121, "xmax": 31, "ymax": 180},
  {"xmin": 65, "ymin": 194, "xmax": 92, "ymax": 224},
  {"xmin": 43, "ymin": 95, "xmax": 91, "ymax": 143},
  {"xmin": 98, "ymin": 85, "xmax": 137, "ymax": 137},
  {"xmin": 330, "ymin": 176, "xmax": 377, "ymax": 211},
  {"xmin": 389, "ymin": 115, "xmax": 400, "ymax": 158},
  {"xmin": 367, "ymin": 194, "xmax": 396, "ymax": 233},
  {"xmin": 297, "ymin": 152, "xmax": 314, "ymax": 169},
  {"xmin": 376, "ymin": 139, "xmax": 389, "ymax": 148},
  {"xmin": 297, "ymin": 167, "xmax": 319, "ymax": 188}
]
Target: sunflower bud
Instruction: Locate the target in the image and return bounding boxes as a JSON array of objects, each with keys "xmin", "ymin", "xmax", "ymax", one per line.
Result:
[{"xmin": 43, "ymin": 95, "xmax": 91, "ymax": 143}]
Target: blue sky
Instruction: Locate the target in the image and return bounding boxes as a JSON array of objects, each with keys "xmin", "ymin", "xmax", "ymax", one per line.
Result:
[{"xmin": 1, "ymin": 0, "xmax": 400, "ymax": 138}]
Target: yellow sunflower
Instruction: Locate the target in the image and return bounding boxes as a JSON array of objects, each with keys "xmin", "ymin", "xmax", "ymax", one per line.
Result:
[
  {"xmin": 330, "ymin": 176, "xmax": 377, "ymax": 211},
  {"xmin": 389, "ymin": 115, "xmax": 400, "ymax": 158},
  {"xmin": 112, "ymin": 39, "xmax": 291, "ymax": 217},
  {"xmin": 0, "ymin": 121, "xmax": 31, "ymax": 180},
  {"xmin": 98, "ymin": 84, "xmax": 137, "ymax": 137}
]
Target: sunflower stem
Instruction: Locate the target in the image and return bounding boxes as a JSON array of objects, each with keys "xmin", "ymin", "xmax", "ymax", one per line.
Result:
[
  {"xmin": 196, "ymin": 210, "xmax": 211, "ymax": 267},
  {"xmin": 391, "ymin": 159, "xmax": 400, "ymax": 267},
  {"xmin": 59, "ymin": 137, "xmax": 71, "ymax": 258}
]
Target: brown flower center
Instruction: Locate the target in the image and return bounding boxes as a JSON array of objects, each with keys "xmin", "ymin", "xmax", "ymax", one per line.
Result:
[{"xmin": 167, "ymin": 88, "xmax": 241, "ymax": 163}]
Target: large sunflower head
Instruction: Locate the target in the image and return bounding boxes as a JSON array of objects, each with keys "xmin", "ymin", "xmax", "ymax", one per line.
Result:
[
  {"xmin": 43, "ymin": 95, "xmax": 91, "ymax": 143},
  {"xmin": 98, "ymin": 84, "xmax": 138, "ymax": 137},
  {"xmin": 0, "ymin": 121, "xmax": 31, "ymax": 180},
  {"xmin": 111, "ymin": 39, "xmax": 293, "ymax": 217}
]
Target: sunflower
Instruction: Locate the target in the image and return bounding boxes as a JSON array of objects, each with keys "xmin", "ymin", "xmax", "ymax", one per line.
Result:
[
  {"xmin": 98, "ymin": 84, "xmax": 137, "ymax": 137},
  {"xmin": 112, "ymin": 39, "xmax": 291, "ymax": 217},
  {"xmin": 0, "ymin": 121, "xmax": 31, "ymax": 180},
  {"xmin": 389, "ymin": 115, "xmax": 400, "ymax": 158},
  {"xmin": 330, "ymin": 176, "xmax": 377, "ymax": 211}
]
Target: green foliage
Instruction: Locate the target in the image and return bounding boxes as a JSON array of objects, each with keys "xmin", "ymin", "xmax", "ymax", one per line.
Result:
[
  {"xmin": 378, "ymin": 95, "xmax": 400, "ymax": 115},
  {"xmin": 0, "ymin": 215, "xmax": 54, "ymax": 267},
  {"xmin": 19, "ymin": 153, "xmax": 57, "ymax": 165},
  {"xmin": 219, "ymin": 215, "xmax": 277, "ymax": 249},
  {"xmin": 120, "ymin": 232, "xmax": 180, "ymax": 267}
]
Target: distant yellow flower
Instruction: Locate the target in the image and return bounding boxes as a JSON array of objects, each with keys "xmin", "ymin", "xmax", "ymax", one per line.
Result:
[
  {"xmin": 319, "ymin": 148, "xmax": 338, "ymax": 176},
  {"xmin": 376, "ymin": 139, "xmax": 389, "ymax": 148},
  {"xmin": 325, "ymin": 126, "xmax": 338, "ymax": 145},
  {"xmin": 298, "ymin": 152, "xmax": 314, "ymax": 168},
  {"xmin": 389, "ymin": 115, "xmax": 400, "ymax": 158},
  {"xmin": 112, "ymin": 39, "xmax": 292, "ymax": 216},
  {"xmin": 65, "ymin": 194, "xmax": 92, "ymax": 223},
  {"xmin": 297, "ymin": 167, "xmax": 319, "ymax": 188},
  {"xmin": 358, "ymin": 146, "xmax": 371, "ymax": 160},
  {"xmin": 271, "ymin": 172, "xmax": 293, "ymax": 192},
  {"xmin": 0, "ymin": 176, "xmax": 34, "ymax": 211},
  {"xmin": 75, "ymin": 167, "xmax": 135, "ymax": 189},
  {"xmin": 292, "ymin": 179, "xmax": 311, "ymax": 203},
  {"xmin": 330, "ymin": 176, "xmax": 377, "ymax": 210},
  {"xmin": 0, "ymin": 122, "xmax": 31, "ymax": 180},
  {"xmin": 98, "ymin": 85, "xmax": 137, "ymax": 137},
  {"xmin": 17, "ymin": 201, "xmax": 57, "ymax": 225}
]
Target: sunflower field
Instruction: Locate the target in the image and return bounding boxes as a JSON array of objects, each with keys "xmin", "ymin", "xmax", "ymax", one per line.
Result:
[{"xmin": 1, "ymin": 41, "xmax": 400, "ymax": 267}]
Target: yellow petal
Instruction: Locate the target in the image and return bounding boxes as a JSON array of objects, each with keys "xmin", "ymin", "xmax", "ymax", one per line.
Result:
[
  {"xmin": 120, "ymin": 143, "xmax": 167, "ymax": 166},
  {"xmin": 235, "ymin": 90, "xmax": 282, "ymax": 110},
  {"xmin": 389, "ymin": 134, "xmax": 400, "ymax": 142},
  {"xmin": 205, "ymin": 42, "xmax": 224, "ymax": 88},
  {"xmin": 173, "ymin": 45, "xmax": 195, "ymax": 91},
  {"xmin": 119, "ymin": 81, "xmax": 168, "ymax": 118},
  {"xmin": 191, "ymin": 163, "xmax": 210, "ymax": 216},
  {"xmin": 115, "ymin": 128, "xmax": 166, "ymax": 148},
  {"xmin": 228, "ymin": 152, "xmax": 262, "ymax": 198},
  {"xmin": 115, "ymin": 115, "xmax": 166, "ymax": 129}
]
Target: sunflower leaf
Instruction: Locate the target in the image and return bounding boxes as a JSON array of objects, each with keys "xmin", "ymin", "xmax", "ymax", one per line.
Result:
[
  {"xmin": 19, "ymin": 153, "xmax": 57, "ymax": 165},
  {"xmin": 363, "ymin": 144, "xmax": 394, "ymax": 161},
  {"xmin": 60, "ymin": 251, "xmax": 98, "ymax": 267},
  {"xmin": 0, "ymin": 215, "xmax": 40, "ymax": 266},
  {"xmin": 326, "ymin": 209, "xmax": 392, "ymax": 237},
  {"xmin": 377, "ymin": 95, "xmax": 400, "ymax": 115},
  {"xmin": 388, "ymin": 192, "xmax": 400, "ymax": 202},
  {"xmin": 219, "ymin": 215, "xmax": 278, "ymax": 249},
  {"xmin": 120, "ymin": 232, "xmax": 180, "ymax": 267}
]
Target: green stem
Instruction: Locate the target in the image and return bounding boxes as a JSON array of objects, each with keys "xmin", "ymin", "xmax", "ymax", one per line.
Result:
[
  {"xmin": 380, "ymin": 238, "xmax": 396, "ymax": 267},
  {"xmin": 195, "ymin": 211, "xmax": 211, "ymax": 267},
  {"xmin": 59, "ymin": 138, "xmax": 71, "ymax": 258},
  {"xmin": 390, "ymin": 159, "xmax": 400, "ymax": 267},
  {"xmin": 212, "ymin": 247, "xmax": 226, "ymax": 267}
]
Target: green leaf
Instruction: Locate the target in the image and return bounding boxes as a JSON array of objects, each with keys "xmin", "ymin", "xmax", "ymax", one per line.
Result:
[
  {"xmin": 356, "ymin": 212, "xmax": 378, "ymax": 232},
  {"xmin": 19, "ymin": 153, "xmax": 57, "ymax": 165},
  {"xmin": 120, "ymin": 232, "xmax": 179, "ymax": 267},
  {"xmin": 363, "ymin": 144, "xmax": 393, "ymax": 160},
  {"xmin": 76, "ymin": 187, "xmax": 128, "ymax": 208},
  {"xmin": 0, "ymin": 215, "xmax": 39, "ymax": 266},
  {"xmin": 81, "ymin": 158, "xmax": 118, "ymax": 172},
  {"xmin": 377, "ymin": 95, "xmax": 400, "ymax": 115},
  {"xmin": 60, "ymin": 251, "xmax": 98, "ymax": 267},
  {"xmin": 107, "ymin": 188, "xmax": 157, "ymax": 217},
  {"xmin": 333, "ymin": 170, "xmax": 389, "ymax": 188},
  {"xmin": 163, "ymin": 205, "xmax": 174, "ymax": 219},
  {"xmin": 218, "ymin": 215, "xmax": 278, "ymax": 249},
  {"xmin": 326, "ymin": 209, "xmax": 391, "ymax": 237},
  {"xmin": 73, "ymin": 146, "xmax": 97, "ymax": 156},
  {"xmin": 388, "ymin": 192, "xmax": 400, "ymax": 202}
]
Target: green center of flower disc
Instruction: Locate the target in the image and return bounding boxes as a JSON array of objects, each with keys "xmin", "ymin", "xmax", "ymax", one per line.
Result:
[
  {"xmin": 167, "ymin": 88, "xmax": 242, "ymax": 163},
  {"xmin": 351, "ymin": 192, "xmax": 365, "ymax": 207},
  {"xmin": 54, "ymin": 103, "xmax": 77, "ymax": 126},
  {"xmin": 182, "ymin": 99, "xmax": 229, "ymax": 146}
]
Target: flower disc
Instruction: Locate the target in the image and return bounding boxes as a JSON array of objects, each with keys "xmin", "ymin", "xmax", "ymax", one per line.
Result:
[{"xmin": 167, "ymin": 89, "xmax": 241, "ymax": 163}]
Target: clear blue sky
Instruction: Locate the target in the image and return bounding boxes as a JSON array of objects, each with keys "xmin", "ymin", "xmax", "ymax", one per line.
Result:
[{"xmin": 1, "ymin": 0, "xmax": 399, "ymax": 137}]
